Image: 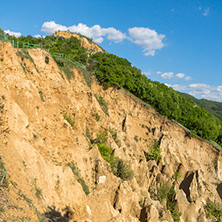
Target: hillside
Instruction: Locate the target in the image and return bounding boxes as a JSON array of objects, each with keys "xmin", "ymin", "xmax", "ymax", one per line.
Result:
[
  {"xmin": 0, "ymin": 34, "xmax": 222, "ymax": 221},
  {"xmin": 180, "ymin": 92, "xmax": 222, "ymax": 121}
]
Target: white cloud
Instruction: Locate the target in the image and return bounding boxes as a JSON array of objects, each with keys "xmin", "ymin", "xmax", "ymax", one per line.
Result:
[
  {"xmin": 161, "ymin": 72, "xmax": 174, "ymax": 79},
  {"xmin": 160, "ymin": 71, "xmax": 191, "ymax": 81},
  {"xmin": 203, "ymin": 7, "xmax": 209, "ymax": 16},
  {"xmin": 4, "ymin": 30, "xmax": 21, "ymax": 37},
  {"xmin": 41, "ymin": 21, "xmax": 166, "ymax": 56},
  {"xmin": 41, "ymin": 21, "xmax": 126, "ymax": 43},
  {"xmin": 175, "ymin": 73, "xmax": 185, "ymax": 78},
  {"xmin": 34, "ymin": 34, "xmax": 45, "ymax": 38},
  {"xmin": 128, "ymin": 27, "xmax": 165, "ymax": 56},
  {"xmin": 184, "ymin": 76, "xmax": 191, "ymax": 81},
  {"xmin": 166, "ymin": 83, "xmax": 222, "ymax": 101},
  {"xmin": 144, "ymin": 71, "xmax": 151, "ymax": 76}
]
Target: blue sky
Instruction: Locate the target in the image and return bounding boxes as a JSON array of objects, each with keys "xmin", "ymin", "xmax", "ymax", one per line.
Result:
[{"xmin": 1, "ymin": 0, "xmax": 222, "ymax": 101}]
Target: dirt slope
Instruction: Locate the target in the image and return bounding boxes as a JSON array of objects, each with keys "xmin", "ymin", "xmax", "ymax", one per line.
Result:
[
  {"xmin": 53, "ymin": 31, "xmax": 104, "ymax": 54},
  {"xmin": 0, "ymin": 41, "xmax": 222, "ymax": 221}
]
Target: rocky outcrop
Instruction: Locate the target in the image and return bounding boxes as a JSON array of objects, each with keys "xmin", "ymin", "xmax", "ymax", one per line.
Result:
[{"xmin": 0, "ymin": 41, "xmax": 222, "ymax": 221}]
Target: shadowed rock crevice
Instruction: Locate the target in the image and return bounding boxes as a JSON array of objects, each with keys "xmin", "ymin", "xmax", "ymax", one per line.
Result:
[{"xmin": 179, "ymin": 171, "xmax": 194, "ymax": 202}]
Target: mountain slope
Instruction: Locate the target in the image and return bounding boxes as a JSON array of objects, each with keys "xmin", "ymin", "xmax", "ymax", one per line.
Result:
[
  {"xmin": 0, "ymin": 35, "xmax": 222, "ymax": 221},
  {"xmin": 180, "ymin": 92, "xmax": 222, "ymax": 121}
]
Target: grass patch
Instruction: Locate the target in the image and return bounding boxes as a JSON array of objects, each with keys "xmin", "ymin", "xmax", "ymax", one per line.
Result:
[
  {"xmin": 172, "ymin": 171, "xmax": 181, "ymax": 181},
  {"xmin": 16, "ymin": 49, "xmax": 39, "ymax": 72},
  {"xmin": 157, "ymin": 183, "xmax": 181, "ymax": 222},
  {"xmin": 95, "ymin": 94, "xmax": 109, "ymax": 116},
  {"xmin": 95, "ymin": 113, "xmax": 100, "ymax": 122},
  {"xmin": 53, "ymin": 56, "xmax": 75, "ymax": 80},
  {"xmin": 206, "ymin": 201, "xmax": 222, "ymax": 221},
  {"xmin": 97, "ymin": 140, "xmax": 133, "ymax": 181},
  {"xmin": 63, "ymin": 113, "xmax": 75, "ymax": 128},
  {"xmin": 78, "ymin": 66, "xmax": 93, "ymax": 88},
  {"xmin": 109, "ymin": 128, "xmax": 121, "ymax": 147},
  {"xmin": 144, "ymin": 139, "xmax": 161, "ymax": 162},
  {"xmin": 0, "ymin": 156, "xmax": 8, "ymax": 187},
  {"xmin": 67, "ymin": 162, "xmax": 89, "ymax": 195}
]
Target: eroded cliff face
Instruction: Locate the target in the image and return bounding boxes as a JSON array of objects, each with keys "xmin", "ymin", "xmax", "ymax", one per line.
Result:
[{"xmin": 0, "ymin": 41, "xmax": 222, "ymax": 221}]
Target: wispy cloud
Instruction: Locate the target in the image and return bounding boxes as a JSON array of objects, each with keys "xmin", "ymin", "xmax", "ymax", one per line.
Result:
[
  {"xmin": 4, "ymin": 30, "xmax": 21, "ymax": 37},
  {"xmin": 166, "ymin": 83, "xmax": 222, "ymax": 101},
  {"xmin": 202, "ymin": 7, "xmax": 209, "ymax": 16},
  {"xmin": 41, "ymin": 21, "xmax": 166, "ymax": 56}
]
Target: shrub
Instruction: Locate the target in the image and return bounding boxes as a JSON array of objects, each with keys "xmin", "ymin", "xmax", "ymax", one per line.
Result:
[
  {"xmin": 45, "ymin": 56, "xmax": 49, "ymax": 64},
  {"xmin": 97, "ymin": 143, "xmax": 113, "ymax": 162},
  {"xmin": 157, "ymin": 183, "xmax": 181, "ymax": 222},
  {"xmin": 63, "ymin": 114, "xmax": 75, "ymax": 128},
  {"xmin": 111, "ymin": 158, "xmax": 134, "ymax": 181},
  {"xmin": 134, "ymin": 135, "xmax": 139, "ymax": 142},
  {"xmin": 97, "ymin": 143, "xmax": 133, "ymax": 180},
  {"xmin": 172, "ymin": 171, "xmax": 181, "ymax": 181},
  {"xmin": 95, "ymin": 113, "xmax": 100, "ymax": 122},
  {"xmin": 95, "ymin": 131, "xmax": 108, "ymax": 144},
  {"xmin": 206, "ymin": 201, "xmax": 222, "ymax": 220},
  {"xmin": 109, "ymin": 128, "xmax": 121, "ymax": 147},
  {"xmin": 38, "ymin": 91, "xmax": 45, "ymax": 102},
  {"xmin": 145, "ymin": 139, "xmax": 161, "ymax": 162}
]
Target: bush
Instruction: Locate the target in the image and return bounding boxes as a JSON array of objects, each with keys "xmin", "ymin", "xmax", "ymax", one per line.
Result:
[
  {"xmin": 63, "ymin": 114, "xmax": 75, "ymax": 128},
  {"xmin": 206, "ymin": 201, "xmax": 222, "ymax": 221},
  {"xmin": 45, "ymin": 56, "xmax": 49, "ymax": 64},
  {"xmin": 145, "ymin": 139, "xmax": 161, "ymax": 162},
  {"xmin": 97, "ymin": 143, "xmax": 133, "ymax": 180},
  {"xmin": 111, "ymin": 158, "xmax": 134, "ymax": 181},
  {"xmin": 157, "ymin": 183, "xmax": 181, "ymax": 222},
  {"xmin": 97, "ymin": 143, "xmax": 113, "ymax": 163}
]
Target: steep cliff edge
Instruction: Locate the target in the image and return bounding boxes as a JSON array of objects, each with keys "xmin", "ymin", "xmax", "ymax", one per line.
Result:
[{"xmin": 0, "ymin": 41, "xmax": 222, "ymax": 221}]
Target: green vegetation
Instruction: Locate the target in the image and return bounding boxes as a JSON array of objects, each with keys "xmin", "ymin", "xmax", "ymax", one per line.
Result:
[
  {"xmin": 109, "ymin": 128, "xmax": 121, "ymax": 147},
  {"xmin": 16, "ymin": 49, "xmax": 39, "ymax": 73},
  {"xmin": 172, "ymin": 171, "xmax": 181, "ymax": 181},
  {"xmin": 95, "ymin": 131, "xmax": 133, "ymax": 180},
  {"xmin": 95, "ymin": 94, "xmax": 109, "ymax": 116},
  {"xmin": 145, "ymin": 139, "xmax": 161, "ymax": 162},
  {"xmin": 63, "ymin": 113, "xmax": 75, "ymax": 128},
  {"xmin": 33, "ymin": 179, "xmax": 42, "ymax": 199},
  {"xmin": 45, "ymin": 56, "xmax": 49, "ymax": 64},
  {"xmin": 181, "ymin": 92, "xmax": 222, "ymax": 121},
  {"xmin": 89, "ymin": 52, "xmax": 222, "ymax": 147},
  {"xmin": 38, "ymin": 91, "xmax": 45, "ymax": 102},
  {"xmin": 0, "ymin": 156, "xmax": 8, "ymax": 187},
  {"xmin": 157, "ymin": 183, "xmax": 181, "ymax": 222},
  {"xmin": 67, "ymin": 162, "xmax": 89, "ymax": 195},
  {"xmin": 206, "ymin": 201, "xmax": 222, "ymax": 221},
  {"xmin": 53, "ymin": 56, "xmax": 75, "ymax": 80},
  {"xmin": 9, "ymin": 34, "xmax": 88, "ymax": 64},
  {"xmin": 95, "ymin": 113, "xmax": 100, "ymax": 122}
]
